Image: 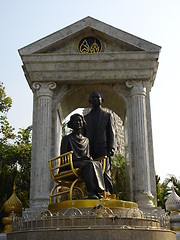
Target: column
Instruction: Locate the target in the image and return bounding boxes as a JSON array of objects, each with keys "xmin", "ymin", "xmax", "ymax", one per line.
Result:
[
  {"xmin": 31, "ymin": 82, "xmax": 57, "ymax": 208},
  {"xmin": 126, "ymin": 80, "xmax": 154, "ymax": 209},
  {"xmin": 146, "ymin": 91, "xmax": 157, "ymax": 205}
]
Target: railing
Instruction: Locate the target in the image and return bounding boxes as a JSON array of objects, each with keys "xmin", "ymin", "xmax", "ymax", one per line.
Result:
[{"xmin": 12, "ymin": 206, "xmax": 170, "ymax": 232}]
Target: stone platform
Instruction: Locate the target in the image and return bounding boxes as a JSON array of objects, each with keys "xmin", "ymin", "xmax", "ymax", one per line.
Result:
[
  {"xmin": 7, "ymin": 199, "xmax": 176, "ymax": 240},
  {"xmin": 8, "ymin": 228, "xmax": 176, "ymax": 240}
]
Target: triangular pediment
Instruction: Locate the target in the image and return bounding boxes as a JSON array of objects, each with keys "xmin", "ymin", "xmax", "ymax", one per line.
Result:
[{"xmin": 19, "ymin": 16, "xmax": 161, "ymax": 55}]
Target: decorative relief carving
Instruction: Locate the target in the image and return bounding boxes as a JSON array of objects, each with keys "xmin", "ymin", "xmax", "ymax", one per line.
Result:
[
  {"xmin": 126, "ymin": 80, "xmax": 146, "ymax": 96},
  {"xmin": 32, "ymin": 82, "xmax": 41, "ymax": 90},
  {"xmin": 126, "ymin": 81, "xmax": 134, "ymax": 89},
  {"xmin": 48, "ymin": 82, "xmax": 57, "ymax": 90},
  {"xmin": 32, "ymin": 82, "xmax": 57, "ymax": 98}
]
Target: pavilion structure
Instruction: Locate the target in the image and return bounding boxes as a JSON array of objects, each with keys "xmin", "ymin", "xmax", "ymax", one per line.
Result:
[{"xmin": 19, "ymin": 16, "xmax": 161, "ymax": 211}]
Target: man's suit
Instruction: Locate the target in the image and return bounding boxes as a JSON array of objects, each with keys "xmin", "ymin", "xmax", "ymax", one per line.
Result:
[{"xmin": 84, "ymin": 107, "xmax": 115, "ymax": 194}]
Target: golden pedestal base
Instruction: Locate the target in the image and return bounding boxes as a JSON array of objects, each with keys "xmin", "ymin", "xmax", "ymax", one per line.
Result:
[{"xmin": 48, "ymin": 199, "xmax": 138, "ymax": 213}]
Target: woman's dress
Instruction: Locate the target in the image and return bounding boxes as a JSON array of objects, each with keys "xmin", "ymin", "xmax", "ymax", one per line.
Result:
[{"xmin": 60, "ymin": 132, "xmax": 105, "ymax": 195}]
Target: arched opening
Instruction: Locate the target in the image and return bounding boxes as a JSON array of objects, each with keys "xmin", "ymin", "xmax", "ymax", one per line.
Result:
[
  {"xmin": 55, "ymin": 84, "xmax": 127, "ymax": 170},
  {"xmin": 57, "ymin": 84, "xmax": 126, "ymax": 123}
]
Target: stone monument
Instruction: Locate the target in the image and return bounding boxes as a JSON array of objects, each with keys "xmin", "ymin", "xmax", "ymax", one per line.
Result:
[
  {"xmin": 6, "ymin": 16, "xmax": 177, "ymax": 240},
  {"xmin": 18, "ymin": 16, "xmax": 160, "ymax": 211}
]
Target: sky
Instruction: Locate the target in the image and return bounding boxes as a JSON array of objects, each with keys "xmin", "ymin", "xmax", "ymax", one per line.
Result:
[{"xmin": 0, "ymin": 0, "xmax": 180, "ymax": 182}]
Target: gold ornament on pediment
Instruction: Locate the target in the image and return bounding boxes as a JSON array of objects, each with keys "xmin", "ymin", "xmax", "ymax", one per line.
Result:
[
  {"xmin": 79, "ymin": 39, "xmax": 90, "ymax": 53},
  {"xmin": 90, "ymin": 40, "xmax": 99, "ymax": 53},
  {"xmin": 78, "ymin": 37, "xmax": 102, "ymax": 53}
]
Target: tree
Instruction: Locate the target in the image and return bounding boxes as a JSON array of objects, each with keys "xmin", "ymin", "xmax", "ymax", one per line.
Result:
[
  {"xmin": 111, "ymin": 154, "xmax": 180, "ymax": 207},
  {"xmin": 0, "ymin": 82, "xmax": 12, "ymax": 114},
  {"xmin": 0, "ymin": 82, "xmax": 15, "ymax": 143},
  {"xmin": 0, "ymin": 82, "xmax": 31, "ymax": 232},
  {"xmin": 62, "ymin": 121, "xmax": 68, "ymax": 136},
  {"xmin": 156, "ymin": 175, "xmax": 170, "ymax": 209},
  {"xmin": 12, "ymin": 127, "xmax": 31, "ymax": 208},
  {"xmin": 0, "ymin": 128, "xmax": 31, "ymax": 232},
  {"xmin": 156, "ymin": 174, "xmax": 180, "ymax": 209},
  {"xmin": 165, "ymin": 175, "xmax": 180, "ymax": 196},
  {"xmin": 111, "ymin": 154, "xmax": 129, "ymax": 200}
]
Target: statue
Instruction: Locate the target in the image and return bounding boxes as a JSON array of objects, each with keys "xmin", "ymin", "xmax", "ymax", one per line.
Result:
[
  {"xmin": 60, "ymin": 113, "xmax": 105, "ymax": 199},
  {"xmin": 84, "ymin": 91, "xmax": 115, "ymax": 194}
]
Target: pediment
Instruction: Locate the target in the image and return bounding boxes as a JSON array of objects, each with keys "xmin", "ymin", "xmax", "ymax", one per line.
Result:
[
  {"xmin": 19, "ymin": 16, "xmax": 161, "ymax": 55},
  {"xmin": 41, "ymin": 28, "xmax": 143, "ymax": 54}
]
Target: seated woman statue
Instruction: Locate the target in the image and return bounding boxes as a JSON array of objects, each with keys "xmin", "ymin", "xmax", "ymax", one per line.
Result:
[{"xmin": 60, "ymin": 113, "xmax": 105, "ymax": 199}]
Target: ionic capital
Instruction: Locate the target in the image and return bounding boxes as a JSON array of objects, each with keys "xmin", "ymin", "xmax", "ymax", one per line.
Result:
[
  {"xmin": 32, "ymin": 82, "xmax": 57, "ymax": 98},
  {"xmin": 126, "ymin": 80, "xmax": 147, "ymax": 97}
]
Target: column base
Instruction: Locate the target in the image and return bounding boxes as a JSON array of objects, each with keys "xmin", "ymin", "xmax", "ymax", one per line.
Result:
[
  {"xmin": 135, "ymin": 192, "xmax": 155, "ymax": 211},
  {"xmin": 30, "ymin": 196, "xmax": 49, "ymax": 209}
]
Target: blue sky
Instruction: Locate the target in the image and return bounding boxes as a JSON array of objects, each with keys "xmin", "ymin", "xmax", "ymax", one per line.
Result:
[{"xmin": 0, "ymin": 0, "xmax": 180, "ymax": 181}]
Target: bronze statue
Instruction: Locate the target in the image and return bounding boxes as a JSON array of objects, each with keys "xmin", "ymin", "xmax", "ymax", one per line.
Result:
[
  {"xmin": 84, "ymin": 91, "xmax": 115, "ymax": 194},
  {"xmin": 60, "ymin": 113, "xmax": 105, "ymax": 199}
]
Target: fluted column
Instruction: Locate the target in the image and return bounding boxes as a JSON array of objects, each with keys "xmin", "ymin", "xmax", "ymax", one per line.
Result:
[
  {"xmin": 31, "ymin": 82, "xmax": 57, "ymax": 208},
  {"xmin": 126, "ymin": 80, "xmax": 154, "ymax": 209},
  {"xmin": 146, "ymin": 91, "xmax": 157, "ymax": 205}
]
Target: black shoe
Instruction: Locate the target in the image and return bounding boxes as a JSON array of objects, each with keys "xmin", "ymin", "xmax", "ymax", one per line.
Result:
[
  {"xmin": 96, "ymin": 193, "xmax": 103, "ymax": 199},
  {"xmin": 88, "ymin": 192, "xmax": 99, "ymax": 199}
]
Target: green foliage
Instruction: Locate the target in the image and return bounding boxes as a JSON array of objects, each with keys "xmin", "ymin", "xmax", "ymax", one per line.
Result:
[
  {"xmin": 0, "ymin": 82, "xmax": 15, "ymax": 143},
  {"xmin": 0, "ymin": 82, "xmax": 12, "ymax": 114},
  {"xmin": 156, "ymin": 174, "xmax": 180, "ymax": 209},
  {"xmin": 0, "ymin": 115, "xmax": 15, "ymax": 143},
  {"xmin": 0, "ymin": 127, "xmax": 31, "ymax": 232},
  {"xmin": 0, "ymin": 82, "xmax": 31, "ymax": 232},
  {"xmin": 165, "ymin": 175, "xmax": 180, "ymax": 196},
  {"xmin": 111, "ymin": 156, "xmax": 180, "ymax": 207},
  {"xmin": 111, "ymin": 154, "xmax": 129, "ymax": 200},
  {"xmin": 62, "ymin": 121, "xmax": 67, "ymax": 136},
  {"xmin": 62, "ymin": 120, "xmax": 72, "ymax": 136},
  {"xmin": 156, "ymin": 175, "xmax": 170, "ymax": 209},
  {"xmin": 13, "ymin": 128, "xmax": 31, "ymax": 207}
]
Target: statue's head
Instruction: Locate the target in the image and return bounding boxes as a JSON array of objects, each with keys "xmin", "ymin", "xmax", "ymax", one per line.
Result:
[
  {"xmin": 67, "ymin": 113, "xmax": 86, "ymax": 130},
  {"xmin": 89, "ymin": 91, "xmax": 103, "ymax": 106}
]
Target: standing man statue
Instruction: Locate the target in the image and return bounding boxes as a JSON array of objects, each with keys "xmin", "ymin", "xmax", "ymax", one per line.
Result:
[{"xmin": 84, "ymin": 91, "xmax": 115, "ymax": 195}]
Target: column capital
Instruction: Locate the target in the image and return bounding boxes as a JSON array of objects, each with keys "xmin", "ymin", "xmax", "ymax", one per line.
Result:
[
  {"xmin": 126, "ymin": 80, "xmax": 150, "ymax": 97},
  {"xmin": 32, "ymin": 82, "xmax": 57, "ymax": 98}
]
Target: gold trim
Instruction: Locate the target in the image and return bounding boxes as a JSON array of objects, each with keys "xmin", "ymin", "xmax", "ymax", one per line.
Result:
[
  {"xmin": 171, "ymin": 226, "xmax": 180, "ymax": 231},
  {"xmin": 77, "ymin": 36, "xmax": 102, "ymax": 53},
  {"xmin": 48, "ymin": 199, "xmax": 138, "ymax": 212},
  {"xmin": 49, "ymin": 152, "xmax": 107, "ymax": 204}
]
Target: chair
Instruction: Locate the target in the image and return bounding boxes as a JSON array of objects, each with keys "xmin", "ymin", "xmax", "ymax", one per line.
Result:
[{"xmin": 49, "ymin": 151, "xmax": 106, "ymax": 204}]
